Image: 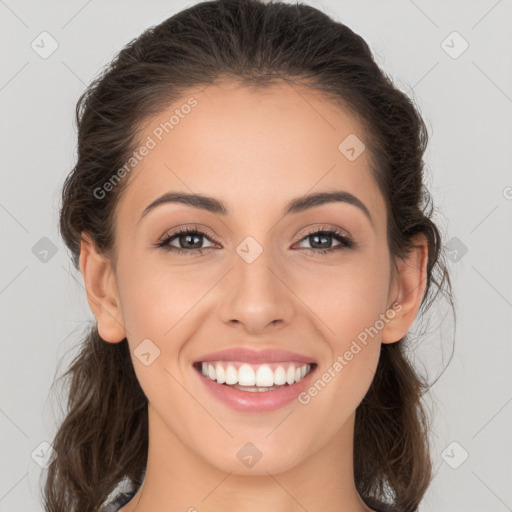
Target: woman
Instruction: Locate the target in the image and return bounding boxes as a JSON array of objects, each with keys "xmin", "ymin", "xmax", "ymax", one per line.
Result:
[{"xmin": 42, "ymin": 0, "xmax": 454, "ymax": 511}]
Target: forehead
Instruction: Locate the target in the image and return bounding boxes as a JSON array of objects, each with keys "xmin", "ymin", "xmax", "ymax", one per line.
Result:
[{"xmin": 115, "ymin": 81, "xmax": 386, "ymax": 230}]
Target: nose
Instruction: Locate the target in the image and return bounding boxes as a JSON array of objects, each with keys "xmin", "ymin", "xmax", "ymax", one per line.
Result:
[{"xmin": 218, "ymin": 246, "xmax": 294, "ymax": 335}]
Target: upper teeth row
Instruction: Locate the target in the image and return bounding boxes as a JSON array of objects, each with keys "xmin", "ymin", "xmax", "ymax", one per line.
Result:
[{"xmin": 201, "ymin": 362, "xmax": 312, "ymax": 387}]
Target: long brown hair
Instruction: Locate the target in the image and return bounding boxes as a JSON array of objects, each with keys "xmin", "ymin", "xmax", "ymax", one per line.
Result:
[{"xmin": 42, "ymin": 0, "xmax": 455, "ymax": 510}]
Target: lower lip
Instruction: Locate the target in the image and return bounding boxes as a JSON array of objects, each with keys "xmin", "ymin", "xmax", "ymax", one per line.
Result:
[{"xmin": 193, "ymin": 364, "xmax": 317, "ymax": 413}]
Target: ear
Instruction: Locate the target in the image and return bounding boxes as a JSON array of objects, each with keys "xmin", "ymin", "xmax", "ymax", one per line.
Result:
[
  {"xmin": 381, "ymin": 233, "xmax": 429, "ymax": 344},
  {"xmin": 79, "ymin": 232, "xmax": 126, "ymax": 343}
]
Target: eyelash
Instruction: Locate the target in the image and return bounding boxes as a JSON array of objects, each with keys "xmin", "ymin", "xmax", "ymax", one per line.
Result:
[{"xmin": 155, "ymin": 225, "xmax": 355, "ymax": 257}]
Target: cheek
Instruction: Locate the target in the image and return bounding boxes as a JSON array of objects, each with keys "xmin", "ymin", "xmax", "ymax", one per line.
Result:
[
  {"xmin": 116, "ymin": 251, "xmax": 210, "ymax": 338},
  {"xmin": 295, "ymin": 252, "xmax": 389, "ymax": 398},
  {"xmin": 298, "ymin": 267, "xmax": 386, "ymax": 424},
  {"xmin": 114, "ymin": 258, "xmax": 201, "ymax": 404},
  {"xmin": 295, "ymin": 252, "xmax": 391, "ymax": 341}
]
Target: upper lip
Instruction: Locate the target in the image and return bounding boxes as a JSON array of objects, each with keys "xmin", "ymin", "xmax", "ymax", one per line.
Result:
[{"xmin": 193, "ymin": 347, "xmax": 317, "ymax": 365}]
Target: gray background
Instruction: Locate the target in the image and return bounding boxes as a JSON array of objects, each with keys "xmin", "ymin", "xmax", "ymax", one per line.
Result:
[{"xmin": 1, "ymin": 0, "xmax": 511, "ymax": 511}]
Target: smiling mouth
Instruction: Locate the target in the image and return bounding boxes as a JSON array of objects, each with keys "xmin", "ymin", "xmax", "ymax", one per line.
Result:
[{"xmin": 192, "ymin": 361, "xmax": 318, "ymax": 391}]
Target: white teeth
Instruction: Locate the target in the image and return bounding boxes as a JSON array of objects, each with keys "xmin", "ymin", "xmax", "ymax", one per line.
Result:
[
  {"xmin": 286, "ymin": 366, "xmax": 295, "ymax": 385},
  {"xmin": 200, "ymin": 361, "xmax": 312, "ymax": 387},
  {"xmin": 225, "ymin": 364, "xmax": 238, "ymax": 385},
  {"xmin": 215, "ymin": 364, "xmax": 226, "ymax": 384},
  {"xmin": 255, "ymin": 365, "xmax": 274, "ymax": 387},
  {"xmin": 239, "ymin": 364, "xmax": 256, "ymax": 386},
  {"xmin": 274, "ymin": 366, "xmax": 287, "ymax": 385}
]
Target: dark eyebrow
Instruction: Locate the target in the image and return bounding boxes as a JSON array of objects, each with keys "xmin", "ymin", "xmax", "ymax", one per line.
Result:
[
  {"xmin": 139, "ymin": 192, "xmax": 227, "ymax": 222},
  {"xmin": 139, "ymin": 190, "xmax": 374, "ymax": 227},
  {"xmin": 283, "ymin": 191, "xmax": 373, "ymax": 227}
]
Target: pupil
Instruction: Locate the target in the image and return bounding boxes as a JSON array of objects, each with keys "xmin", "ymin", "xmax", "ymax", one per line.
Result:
[
  {"xmin": 181, "ymin": 234, "xmax": 201, "ymax": 249},
  {"xmin": 311, "ymin": 234, "xmax": 331, "ymax": 249}
]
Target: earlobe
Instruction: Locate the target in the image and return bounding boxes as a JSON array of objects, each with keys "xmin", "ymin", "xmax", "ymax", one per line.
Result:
[
  {"xmin": 79, "ymin": 232, "xmax": 126, "ymax": 343},
  {"xmin": 381, "ymin": 233, "xmax": 429, "ymax": 344}
]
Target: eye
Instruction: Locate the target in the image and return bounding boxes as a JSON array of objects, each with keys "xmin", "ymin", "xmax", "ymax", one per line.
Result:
[
  {"xmin": 294, "ymin": 227, "xmax": 354, "ymax": 256},
  {"xmin": 156, "ymin": 226, "xmax": 217, "ymax": 255}
]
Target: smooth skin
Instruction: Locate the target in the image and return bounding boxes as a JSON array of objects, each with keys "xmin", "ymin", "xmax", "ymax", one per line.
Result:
[{"xmin": 80, "ymin": 80, "xmax": 428, "ymax": 512}]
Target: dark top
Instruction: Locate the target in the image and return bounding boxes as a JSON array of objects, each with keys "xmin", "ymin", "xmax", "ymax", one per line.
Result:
[{"xmin": 100, "ymin": 489, "xmax": 398, "ymax": 512}]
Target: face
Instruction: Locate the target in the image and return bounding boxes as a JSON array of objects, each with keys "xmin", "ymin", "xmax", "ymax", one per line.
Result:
[{"xmin": 92, "ymin": 81, "xmax": 406, "ymax": 475}]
